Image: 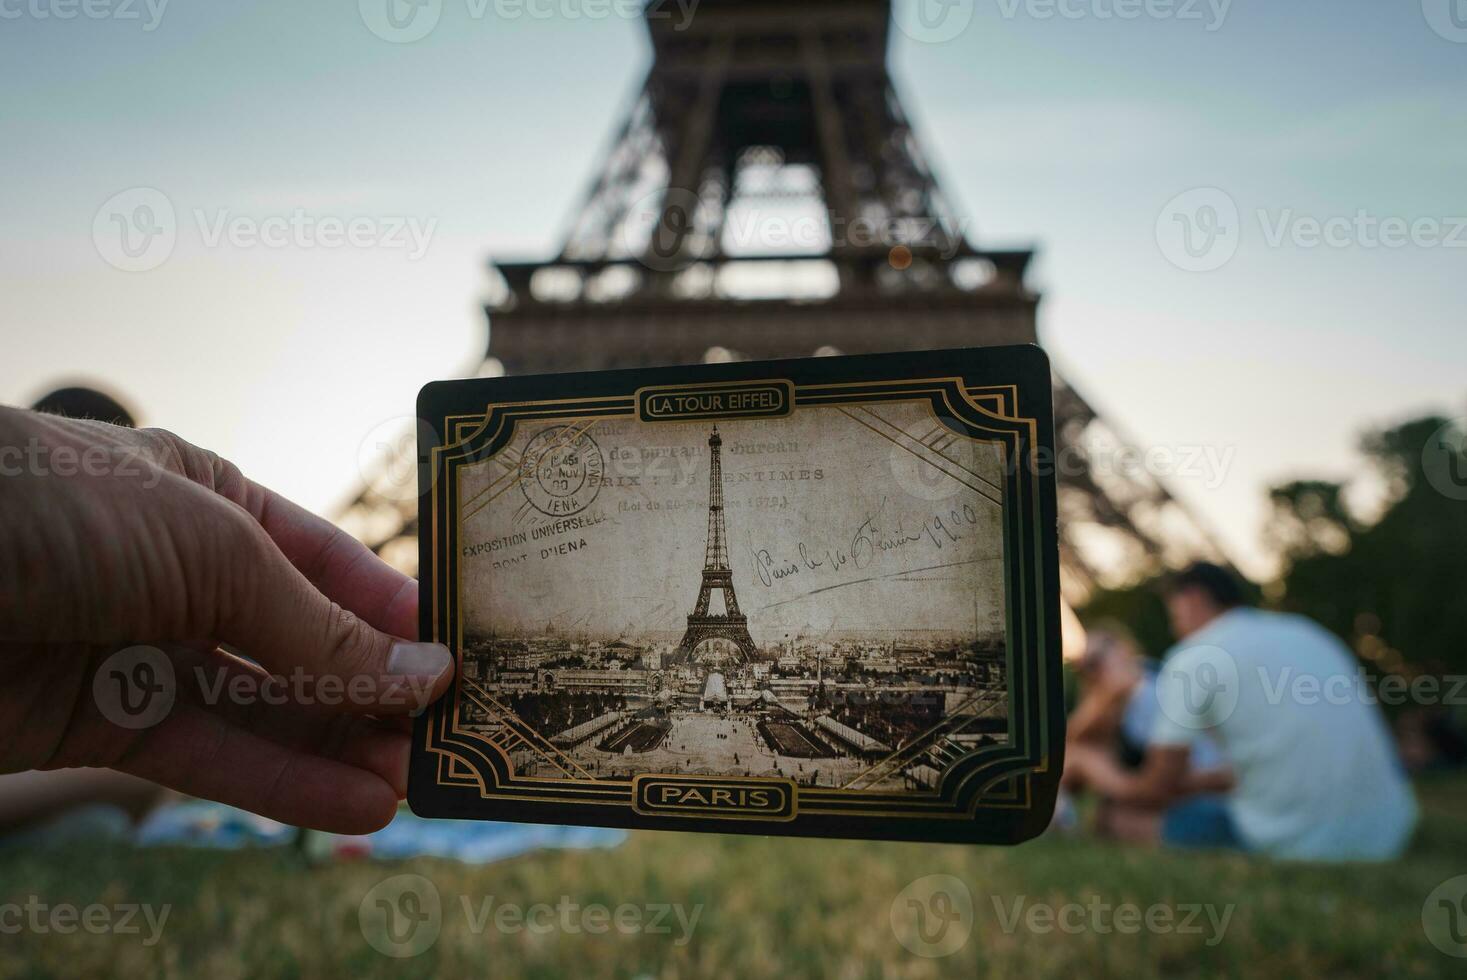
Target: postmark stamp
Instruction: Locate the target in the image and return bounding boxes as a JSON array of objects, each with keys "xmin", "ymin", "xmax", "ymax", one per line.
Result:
[{"xmin": 518, "ymin": 424, "xmax": 605, "ymax": 518}]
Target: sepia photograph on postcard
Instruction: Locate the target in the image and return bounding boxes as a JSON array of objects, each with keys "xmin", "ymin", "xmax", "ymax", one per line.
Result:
[{"xmin": 454, "ymin": 398, "xmax": 1010, "ymax": 793}]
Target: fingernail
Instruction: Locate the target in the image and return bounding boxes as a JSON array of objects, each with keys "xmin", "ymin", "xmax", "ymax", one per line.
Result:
[{"xmin": 387, "ymin": 641, "xmax": 453, "ymax": 682}]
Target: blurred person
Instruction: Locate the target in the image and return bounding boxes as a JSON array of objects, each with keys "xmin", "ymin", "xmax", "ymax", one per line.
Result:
[
  {"xmin": 0, "ymin": 403, "xmax": 454, "ymax": 835},
  {"xmin": 1062, "ymin": 625, "xmax": 1233, "ymax": 847},
  {"xmin": 29, "ymin": 384, "xmax": 138, "ymax": 428},
  {"xmin": 0, "ymin": 385, "xmax": 163, "ymax": 841},
  {"xmin": 1397, "ymin": 707, "xmax": 1467, "ymax": 774},
  {"xmin": 1085, "ymin": 562, "xmax": 1417, "ymax": 861},
  {"xmin": 1067, "ymin": 625, "xmax": 1149, "ymax": 763}
]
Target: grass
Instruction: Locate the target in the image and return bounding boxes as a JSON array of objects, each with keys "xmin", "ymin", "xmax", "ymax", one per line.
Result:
[{"xmin": 2, "ymin": 774, "xmax": 1465, "ymax": 978}]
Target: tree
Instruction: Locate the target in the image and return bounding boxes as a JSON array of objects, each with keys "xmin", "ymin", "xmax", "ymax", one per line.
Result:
[
  {"xmin": 1076, "ymin": 584, "xmax": 1176, "ymax": 661},
  {"xmin": 1268, "ymin": 414, "xmax": 1467, "ymax": 678},
  {"xmin": 1264, "ymin": 480, "xmax": 1355, "ymax": 562},
  {"xmin": 1077, "ymin": 413, "xmax": 1467, "ymax": 682}
]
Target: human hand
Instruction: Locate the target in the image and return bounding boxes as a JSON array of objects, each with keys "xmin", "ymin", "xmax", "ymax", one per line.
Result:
[{"xmin": 0, "ymin": 406, "xmax": 453, "ymax": 834}]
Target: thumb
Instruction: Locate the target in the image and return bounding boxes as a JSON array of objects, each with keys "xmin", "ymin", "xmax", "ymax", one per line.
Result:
[{"xmin": 216, "ymin": 518, "xmax": 454, "ymax": 714}]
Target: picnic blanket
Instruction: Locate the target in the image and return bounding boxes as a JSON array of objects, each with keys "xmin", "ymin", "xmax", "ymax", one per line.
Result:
[{"xmin": 125, "ymin": 800, "xmax": 626, "ymax": 863}]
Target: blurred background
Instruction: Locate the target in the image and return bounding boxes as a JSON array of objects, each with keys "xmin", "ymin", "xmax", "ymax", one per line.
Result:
[{"xmin": 3, "ymin": 0, "xmax": 1466, "ymax": 976}]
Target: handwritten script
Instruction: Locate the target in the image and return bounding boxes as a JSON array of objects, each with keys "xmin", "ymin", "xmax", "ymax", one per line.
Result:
[{"xmin": 750, "ymin": 497, "xmax": 982, "ymax": 587}]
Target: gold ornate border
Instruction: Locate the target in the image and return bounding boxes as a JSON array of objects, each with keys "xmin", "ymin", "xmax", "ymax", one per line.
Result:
[{"xmin": 419, "ymin": 375, "xmax": 1053, "ymax": 825}]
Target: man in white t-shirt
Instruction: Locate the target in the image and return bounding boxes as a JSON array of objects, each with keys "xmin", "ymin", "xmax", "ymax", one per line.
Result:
[{"xmin": 1092, "ymin": 563, "xmax": 1417, "ymax": 861}]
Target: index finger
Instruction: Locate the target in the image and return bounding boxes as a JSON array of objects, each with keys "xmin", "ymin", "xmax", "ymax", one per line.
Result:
[{"xmin": 202, "ymin": 451, "xmax": 419, "ymax": 641}]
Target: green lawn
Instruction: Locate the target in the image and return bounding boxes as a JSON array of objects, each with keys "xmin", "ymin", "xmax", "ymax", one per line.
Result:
[{"xmin": 3, "ymin": 775, "xmax": 1465, "ymax": 978}]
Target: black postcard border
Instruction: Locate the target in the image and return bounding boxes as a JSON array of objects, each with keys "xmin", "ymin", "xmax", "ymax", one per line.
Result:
[{"xmin": 409, "ymin": 345, "xmax": 1061, "ymax": 845}]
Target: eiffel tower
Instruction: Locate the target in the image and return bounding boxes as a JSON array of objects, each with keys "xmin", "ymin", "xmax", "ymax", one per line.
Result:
[
  {"xmin": 341, "ymin": 0, "xmax": 1229, "ymax": 601},
  {"xmin": 674, "ymin": 425, "xmax": 759, "ymax": 662}
]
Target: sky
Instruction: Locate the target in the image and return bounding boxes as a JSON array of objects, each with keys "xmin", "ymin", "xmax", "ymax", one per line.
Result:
[{"xmin": 1, "ymin": 0, "xmax": 1464, "ymax": 579}]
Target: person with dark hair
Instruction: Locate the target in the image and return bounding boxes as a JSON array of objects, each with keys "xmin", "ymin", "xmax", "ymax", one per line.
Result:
[
  {"xmin": 1080, "ymin": 562, "xmax": 1417, "ymax": 860},
  {"xmin": 1061, "ymin": 624, "xmax": 1233, "ymax": 845},
  {"xmin": 30, "ymin": 385, "xmax": 137, "ymax": 429},
  {"xmin": 1158, "ymin": 562, "xmax": 1245, "ymax": 637}
]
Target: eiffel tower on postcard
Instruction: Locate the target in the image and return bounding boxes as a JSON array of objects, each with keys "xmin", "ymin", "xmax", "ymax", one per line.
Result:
[
  {"xmin": 341, "ymin": 0, "xmax": 1230, "ymax": 600},
  {"xmin": 675, "ymin": 426, "xmax": 759, "ymax": 663}
]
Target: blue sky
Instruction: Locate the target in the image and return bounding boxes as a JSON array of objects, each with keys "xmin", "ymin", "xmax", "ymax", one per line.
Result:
[{"xmin": 2, "ymin": 0, "xmax": 1464, "ymax": 576}]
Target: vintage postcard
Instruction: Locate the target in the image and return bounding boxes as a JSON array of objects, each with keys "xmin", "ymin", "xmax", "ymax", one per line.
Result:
[{"xmin": 410, "ymin": 347, "xmax": 1061, "ymax": 844}]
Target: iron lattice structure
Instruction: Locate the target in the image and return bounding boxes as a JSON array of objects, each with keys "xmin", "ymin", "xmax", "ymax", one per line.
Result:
[
  {"xmin": 674, "ymin": 426, "xmax": 758, "ymax": 662},
  {"xmin": 341, "ymin": 0, "xmax": 1230, "ymax": 602},
  {"xmin": 701, "ymin": 425, "xmax": 732, "ymax": 574}
]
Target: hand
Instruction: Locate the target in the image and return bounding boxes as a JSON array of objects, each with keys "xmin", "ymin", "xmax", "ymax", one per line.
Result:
[{"xmin": 0, "ymin": 406, "xmax": 453, "ymax": 834}]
